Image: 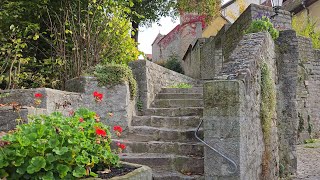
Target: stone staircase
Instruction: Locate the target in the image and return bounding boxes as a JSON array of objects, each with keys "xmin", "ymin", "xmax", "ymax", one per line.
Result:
[{"xmin": 117, "ymin": 86, "xmax": 204, "ymax": 179}]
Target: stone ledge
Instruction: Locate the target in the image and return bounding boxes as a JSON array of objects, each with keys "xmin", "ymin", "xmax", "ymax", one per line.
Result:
[{"xmin": 82, "ymin": 161, "xmax": 152, "ymax": 180}]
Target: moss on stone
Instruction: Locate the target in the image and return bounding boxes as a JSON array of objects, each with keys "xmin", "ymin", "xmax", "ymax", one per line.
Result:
[
  {"xmin": 260, "ymin": 62, "xmax": 276, "ymax": 179},
  {"xmin": 93, "ymin": 64, "xmax": 137, "ymax": 100}
]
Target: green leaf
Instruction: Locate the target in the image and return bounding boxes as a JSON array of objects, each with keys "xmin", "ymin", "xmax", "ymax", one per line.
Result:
[
  {"xmin": 12, "ymin": 157, "xmax": 24, "ymax": 166},
  {"xmin": 42, "ymin": 171, "xmax": 54, "ymax": 180},
  {"xmin": 56, "ymin": 164, "xmax": 70, "ymax": 178},
  {"xmin": 72, "ymin": 166, "xmax": 86, "ymax": 177},
  {"xmin": 33, "ymin": 34, "xmax": 39, "ymax": 40},
  {"xmin": 46, "ymin": 153, "xmax": 56, "ymax": 163},
  {"xmin": 0, "ymin": 156, "xmax": 9, "ymax": 168},
  {"xmin": 90, "ymin": 171, "xmax": 98, "ymax": 177},
  {"xmin": 27, "ymin": 156, "xmax": 46, "ymax": 174},
  {"xmin": 48, "ymin": 138, "xmax": 59, "ymax": 148},
  {"xmin": 0, "ymin": 169, "xmax": 8, "ymax": 178},
  {"xmin": 53, "ymin": 147, "xmax": 68, "ymax": 155}
]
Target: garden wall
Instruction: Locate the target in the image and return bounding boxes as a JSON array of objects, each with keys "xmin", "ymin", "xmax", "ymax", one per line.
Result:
[
  {"xmin": 182, "ymin": 4, "xmax": 292, "ymax": 81},
  {"xmin": 129, "ymin": 60, "xmax": 198, "ymax": 112},
  {"xmin": 0, "ymin": 76, "xmax": 135, "ymax": 131},
  {"xmin": 203, "ymin": 32, "xmax": 279, "ymax": 180},
  {"xmin": 65, "ymin": 76, "xmax": 135, "ymax": 128}
]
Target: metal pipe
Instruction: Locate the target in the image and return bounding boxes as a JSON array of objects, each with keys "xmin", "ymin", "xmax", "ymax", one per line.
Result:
[{"xmin": 194, "ymin": 118, "xmax": 238, "ymax": 174}]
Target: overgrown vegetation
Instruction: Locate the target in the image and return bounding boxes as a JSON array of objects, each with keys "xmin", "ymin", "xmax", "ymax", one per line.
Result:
[
  {"xmin": 155, "ymin": 56, "xmax": 184, "ymax": 74},
  {"xmin": 0, "ymin": 0, "xmax": 139, "ymax": 90},
  {"xmin": 307, "ymin": 114, "xmax": 313, "ymax": 137},
  {"xmin": 164, "ymin": 56, "xmax": 184, "ymax": 74},
  {"xmin": 260, "ymin": 62, "xmax": 276, "ymax": 178},
  {"xmin": 245, "ymin": 17, "xmax": 279, "ymax": 39},
  {"xmin": 93, "ymin": 64, "xmax": 137, "ymax": 100},
  {"xmin": 292, "ymin": 15, "xmax": 320, "ymax": 49},
  {"xmin": 0, "ymin": 108, "xmax": 119, "ymax": 179},
  {"xmin": 136, "ymin": 100, "xmax": 143, "ymax": 112},
  {"xmin": 168, "ymin": 83, "xmax": 192, "ymax": 88}
]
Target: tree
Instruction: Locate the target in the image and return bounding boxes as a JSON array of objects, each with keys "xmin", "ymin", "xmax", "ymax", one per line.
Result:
[
  {"xmin": 128, "ymin": 0, "xmax": 221, "ymax": 42},
  {"xmin": 0, "ymin": 0, "xmax": 139, "ymax": 89}
]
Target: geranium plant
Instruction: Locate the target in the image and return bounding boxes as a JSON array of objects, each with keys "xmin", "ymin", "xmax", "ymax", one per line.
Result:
[{"xmin": 0, "ymin": 100, "xmax": 123, "ymax": 179}]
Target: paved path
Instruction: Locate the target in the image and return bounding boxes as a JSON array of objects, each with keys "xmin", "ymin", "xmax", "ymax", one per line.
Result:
[{"xmin": 294, "ymin": 141, "xmax": 320, "ymax": 180}]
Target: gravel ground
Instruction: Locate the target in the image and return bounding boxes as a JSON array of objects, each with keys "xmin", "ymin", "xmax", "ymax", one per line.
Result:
[{"xmin": 293, "ymin": 141, "xmax": 320, "ymax": 180}]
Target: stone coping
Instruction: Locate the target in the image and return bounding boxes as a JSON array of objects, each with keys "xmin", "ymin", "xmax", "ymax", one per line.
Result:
[{"xmin": 81, "ymin": 161, "xmax": 152, "ymax": 180}]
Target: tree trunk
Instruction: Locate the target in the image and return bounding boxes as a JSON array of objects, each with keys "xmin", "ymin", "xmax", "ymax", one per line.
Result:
[{"xmin": 131, "ymin": 21, "xmax": 139, "ymax": 43}]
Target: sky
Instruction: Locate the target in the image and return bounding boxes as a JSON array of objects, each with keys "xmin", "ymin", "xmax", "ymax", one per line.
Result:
[{"xmin": 138, "ymin": 16, "xmax": 179, "ymax": 55}]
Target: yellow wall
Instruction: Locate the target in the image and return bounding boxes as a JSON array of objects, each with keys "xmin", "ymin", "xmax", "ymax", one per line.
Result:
[
  {"xmin": 295, "ymin": 0, "xmax": 320, "ymax": 31},
  {"xmin": 202, "ymin": 16, "xmax": 228, "ymax": 38}
]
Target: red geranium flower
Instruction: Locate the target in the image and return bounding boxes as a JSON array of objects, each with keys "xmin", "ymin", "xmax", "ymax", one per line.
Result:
[
  {"xmin": 118, "ymin": 143, "xmax": 126, "ymax": 150},
  {"xmin": 95, "ymin": 128, "xmax": 107, "ymax": 137},
  {"xmin": 113, "ymin": 126, "xmax": 123, "ymax": 133},
  {"xmin": 93, "ymin": 91, "xmax": 103, "ymax": 101},
  {"xmin": 79, "ymin": 118, "xmax": 84, "ymax": 123},
  {"xmin": 34, "ymin": 93, "xmax": 43, "ymax": 98}
]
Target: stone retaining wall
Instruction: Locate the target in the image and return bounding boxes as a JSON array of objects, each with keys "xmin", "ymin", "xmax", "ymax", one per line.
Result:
[
  {"xmin": 0, "ymin": 77, "xmax": 135, "ymax": 131},
  {"xmin": 129, "ymin": 60, "xmax": 198, "ymax": 112},
  {"xmin": 203, "ymin": 32, "xmax": 279, "ymax": 180}
]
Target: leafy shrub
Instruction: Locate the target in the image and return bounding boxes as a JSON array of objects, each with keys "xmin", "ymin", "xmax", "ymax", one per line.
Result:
[
  {"xmin": 292, "ymin": 15, "xmax": 320, "ymax": 49},
  {"xmin": 164, "ymin": 57, "xmax": 184, "ymax": 74},
  {"xmin": 0, "ymin": 0, "xmax": 139, "ymax": 90},
  {"xmin": 245, "ymin": 17, "xmax": 279, "ymax": 40},
  {"xmin": 168, "ymin": 83, "xmax": 193, "ymax": 88},
  {"xmin": 93, "ymin": 64, "xmax": 137, "ymax": 100},
  {"xmin": 0, "ymin": 108, "xmax": 119, "ymax": 179}
]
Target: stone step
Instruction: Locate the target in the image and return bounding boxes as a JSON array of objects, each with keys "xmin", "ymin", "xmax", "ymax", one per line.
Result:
[
  {"xmin": 160, "ymin": 87, "xmax": 203, "ymax": 94},
  {"xmin": 122, "ymin": 126, "xmax": 203, "ymax": 142},
  {"xmin": 144, "ymin": 107, "xmax": 203, "ymax": 117},
  {"xmin": 156, "ymin": 93, "xmax": 203, "ymax": 100},
  {"xmin": 112, "ymin": 139, "xmax": 203, "ymax": 156},
  {"xmin": 0, "ymin": 106, "xmax": 47, "ymax": 132},
  {"xmin": 153, "ymin": 170, "xmax": 204, "ymax": 180},
  {"xmin": 120, "ymin": 153, "xmax": 204, "ymax": 174},
  {"xmin": 152, "ymin": 99, "xmax": 203, "ymax": 108},
  {"xmin": 132, "ymin": 116, "xmax": 202, "ymax": 129}
]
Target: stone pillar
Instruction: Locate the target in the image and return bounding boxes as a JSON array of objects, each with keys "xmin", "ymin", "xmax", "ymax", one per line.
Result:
[
  {"xmin": 203, "ymin": 80, "xmax": 243, "ymax": 179},
  {"xmin": 276, "ymin": 30, "xmax": 299, "ymax": 176}
]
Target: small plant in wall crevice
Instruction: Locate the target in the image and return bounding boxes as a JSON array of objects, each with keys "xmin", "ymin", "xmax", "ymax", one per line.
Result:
[{"xmin": 245, "ymin": 17, "xmax": 279, "ymax": 40}]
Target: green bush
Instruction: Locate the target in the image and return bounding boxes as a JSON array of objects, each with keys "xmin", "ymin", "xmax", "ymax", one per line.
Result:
[
  {"xmin": 164, "ymin": 57, "xmax": 184, "ymax": 74},
  {"xmin": 0, "ymin": 108, "xmax": 119, "ymax": 179},
  {"xmin": 0, "ymin": 0, "xmax": 139, "ymax": 90},
  {"xmin": 245, "ymin": 17, "xmax": 279, "ymax": 40},
  {"xmin": 292, "ymin": 15, "xmax": 320, "ymax": 49},
  {"xmin": 93, "ymin": 64, "xmax": 137, "ymax": 100}
]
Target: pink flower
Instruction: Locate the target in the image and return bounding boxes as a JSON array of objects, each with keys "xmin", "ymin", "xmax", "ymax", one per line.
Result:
[{"xmin": 79, "ymin": 118, "xmax": 84, "ymax": 123}]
